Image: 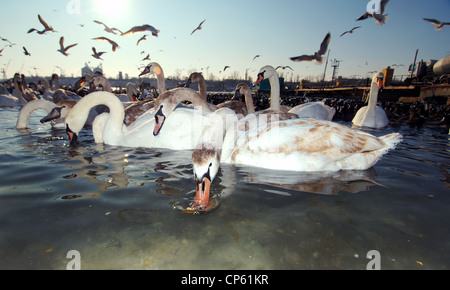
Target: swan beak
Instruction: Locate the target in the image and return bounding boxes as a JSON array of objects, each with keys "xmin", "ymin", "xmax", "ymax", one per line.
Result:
[
  {"xmin": 377, "ymin": 78, "xmax": 384, "ymax": 89},
  {"xmin": 66, "ymin": 125, "xmax": 78, "ymax": 145},
  {"xmin": 253, "ymin": 74, "xmax": 264, "ymax": 86},
  {"xmin": 193, "ymin": 177, "xmax": 211, "ymax": 210},
  {"xmin": 40, "ymin": 107, "xmax": 63, "ymax": 123},
  {"xmin": 153, "ymin": 106, "xmax": 165, "ymax": 136},
  {"xmin": 139, "ymin": 66, "xmax": 151, "ymax": 77}
]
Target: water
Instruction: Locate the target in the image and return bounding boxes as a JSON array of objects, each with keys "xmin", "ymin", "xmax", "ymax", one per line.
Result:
[{"xmin": 0, "ymin": 107, "xmax": 449, "ymax": 270}]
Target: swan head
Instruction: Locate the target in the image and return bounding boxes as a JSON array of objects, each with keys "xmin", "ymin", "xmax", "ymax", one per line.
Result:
[
  {"xmin": 185, "ymin": 72, "xmax": 204, "ymax": 87},
  {"xmin": 372, "ymin": 72, "xmax": 384, "ymax": 89},
  {"xmin": 40, "ymin": 106, "xmax": 66, "ymax": 124},
  {"xmin": 253, "ymin": 65, "xmax": 277, "ymax": 86},
  {"xmin": 191, "ymin": 146, "xmax": 221, "ymax": 211},
  {"xmin": 139, "ymin": 62, "xmax": 163, "ymax": 77}
]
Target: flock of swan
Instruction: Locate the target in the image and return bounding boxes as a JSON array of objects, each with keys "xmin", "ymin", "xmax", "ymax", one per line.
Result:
[{"xmin": 4, "ymin": 62, "xmax": 403, "ymax": 212}]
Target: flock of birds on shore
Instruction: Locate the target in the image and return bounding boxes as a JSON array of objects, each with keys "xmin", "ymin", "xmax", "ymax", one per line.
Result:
[{"xmin": 1, "ymin": 0, "xmax": 449, "ymax": 213}]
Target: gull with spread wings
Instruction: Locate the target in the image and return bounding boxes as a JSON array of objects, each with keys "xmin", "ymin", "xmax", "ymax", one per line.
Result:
[
  {"xmin": 28, "ymin": 14, "xmax": 56, "ymax": 34},
  {"xmin": 93, "ymin": 37, "xmax": 120, "ymax": 52},
  {"xmin": 57, "ymin": 37, "xmax": 78, "ymax": 56},
  {"xmin": 191, "ymin": 19, "xmax": 206, "ymax": 35},
  {"xmin": 93, "ymin": 20, "xmax": 123, "ymax": 35},
  {"xmin": 423, "ymin": 18, "xmax": 450, "ymax": 30},
  {"xmin": 340, "ymin": 26, "xmax": 361, "ymax": 37},
  {"xmin": 92, "ymin": 47, "xmax": 106, "ymax": 60},
  {"xmin": 290, "ymin": 32, "xmax": 330, "ymax": 64},
  {"xmin": 121, "ymin": 25, "xmax": 159, "ymax": 37},
  {"xmin": 356, "ymin": 0, "xmax": 389, "ymax": 25}
]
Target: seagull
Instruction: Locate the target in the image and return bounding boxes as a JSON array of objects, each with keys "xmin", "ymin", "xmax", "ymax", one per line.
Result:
[
  {"xmin": 136, "ymin": 34, "xmax": 148, "ymax": 46},
  {"xmin": 356, "ymin": 0, "xmax": 389, "ymax": 25},
  {"xmin": 23, "ymin": 46, "xmax": 31, "ymax": 56},
  {"xmin": 191, "ymin": 19, "xmax": 206, "ymax": 35},
  {"xmin": 423, "ymin": 18, "xmax": 450, "ymax": 30},
  {"xmin": 27, "ymin": 14, "xmax": 56, "ymax": 34},
  {"xmin": 0, "ymin": 48, "xmax": 3, "ymax": 56},
  {"xmin": 121, "ymin": 24, "xmax": 159, "ymax": 37},
  {"xmin": 340, "ymin": 26, "xmax": 361, "ymax": 37},
  {"xmin": 141, "ymin": 54, "xmax": 150, "ymax": 61},
  {"xmin": 223, "ymin": 66, "xmax": 230, "ymax": 71},
  {"xmin": 253, "ymin": 54, "xmax": 261, "ymax": 61},
  {"xmin": 93, "ymin": 37, "xmax": 120, "ymax": 52},
  {"xmin": 290, "ymin": 32, "xmax": 331, "ymax": 64},
  {"xmin": 275, "ymin": 66, "xmax": 293, "ymax": 71},
  {"xmin": 57, "ymin": 37, "xmax": 78, "ymax": 56},
  {"xmin": 93, "ymin": 20, "xmax": 123, "ymax": 35},
  {"xmin": 92, "ymin": 47, "xmax": 106, "ymax": 60}
]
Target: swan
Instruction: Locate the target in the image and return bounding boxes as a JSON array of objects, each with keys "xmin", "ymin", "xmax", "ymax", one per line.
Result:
[
  {"xmin": 352, "ymin": 72, "xmax": 389, "ymax": 129},
  {"xmin": 139, "ymin": 62, "xmax": 166, "ymax": 95},
  {"xmin": 187, "ymin": 108, "xmax": 402, "ymax": 210},
  {"xmin": 185, "ymin": 72, "xmax": 246, "ymax": 115},
  {"xmin": 65, "ymin": 88, "xmax": 213, "ymax": 149},
  {"xmin": 17, "ymin": 99, "xmax": 97, "ymax": 130},
  {"xmin": 233, "ymin": 83, "xmax": 255, "ymax": 114},
  {"xmin": 254, "ymin": 65, "xmax": 335, "ymax": 120}
]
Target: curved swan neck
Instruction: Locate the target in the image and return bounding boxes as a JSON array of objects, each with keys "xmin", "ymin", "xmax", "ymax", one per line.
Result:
[
  {"xmin": 67, "ymin": 91, "xmax": 124, "ymax": 134},
  {"xmin": 13, "ymin": 76, "xmax": 27, "ymax": 104},
  {"xmin": 16, "ymin": 100, "xmax": 56, "ymax": 129},
  {"xmin": 156, "ymin": 69, "xmax": 166, "ymax": 94}
]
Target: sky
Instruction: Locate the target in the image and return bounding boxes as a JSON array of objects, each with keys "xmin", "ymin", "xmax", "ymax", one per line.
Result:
[{"xmin": 0, "ymin": 0, "xmax": 449, "ymax": 82}]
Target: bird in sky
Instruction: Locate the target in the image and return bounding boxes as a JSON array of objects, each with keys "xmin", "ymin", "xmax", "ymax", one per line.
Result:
[
  {"xmin": 142, "ymin": 54, "xmax": 151, "ymax": 61},
  {"xmin": 356, "ymin": 0, "xmax": 390, "ymax": 25},
  {"xmin": 340, "ymin": 26, "xmax": 361, "ymax": 37},
  {"xmin": 27, "ymin": 14, "xmax": 56, "ymax": 34},
  {"xmin": 191, "ymin": 19, "xmax": 206, "ymax": 35},
  {"xmin": 423, "ymin": 18, "xmax": 450, "ymax": 30},
  {"xmin": 136, "ymin": 35, "xmax": 148, "ymax": 46},
  {"xmin": 223, "ymin": 65, "xmax": 230, "ymax": 71},
  {"xmin": 93, "ymin": 20, "xmax": 123, "ymax": 35},
  {"xmin": 290, "ymin": 32, "xmax": 331, "ymax": 64},
  {"xmin": 253, "ymin": 54, "xmax": 261, "ymax": 61},
  {"xmin": 275, "ymin": 66, "xmax": 293, "ymax": 71},
  {"xmin": 92, "ymin": 47, "xmax": 106, "ymax": 60},
  {"xmin": 23, "ymin": 46, "xmax": 31, "ymax": 56},
  {"xmin": 57, "ymin": 37, "xmax": 78, "ymax": 56},
  {"xmin": 0, "ymin": 48, "xmax": 3, "ymax": 56},
  {"xmin": 93, "ymin": 37, "xmax": 120, "ymax": 52},
  {"xmin": 121, "ymin": 24, "xmax": 159, "ymax": 37}
]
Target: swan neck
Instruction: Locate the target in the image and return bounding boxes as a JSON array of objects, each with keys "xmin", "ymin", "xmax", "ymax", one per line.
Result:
[
  {"xmin": 156, "ymin": 71, "xmax": 166, "ymax": 94},
  {"xmin": 16, "ymin": 100, "xmax": 55, "ymax": 129},
  {"xmin": 244, "ymin": 89, "xmax": 255, "ymax": 114},
  {"xmin": 269, "ymin": 74, "xmax": 280, "ymax": 112},
  {"xmin": 367, "ymin": 82, "xmax": 379, "ymax": 113},
  {"xmin": 197, "ymin": 79, "xmax": 207, "ymax": 100}
]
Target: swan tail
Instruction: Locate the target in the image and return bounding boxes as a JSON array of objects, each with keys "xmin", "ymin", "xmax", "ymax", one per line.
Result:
[{"xmin": 380, "ymin": 132, "xmax": 402, "ymax": 149}]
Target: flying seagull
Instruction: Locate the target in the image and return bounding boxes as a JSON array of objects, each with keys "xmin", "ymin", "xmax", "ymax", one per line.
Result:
[
  {"xmin": 57, "ymin": 37, "xmax": 78, "ymax": 56},
  {"xmin": 356, "ymin": 0, "xmax": 389, "ymax": 25},
  {"xmin": 93, "ymin": 37, "xmax": 120, "ymax": 52},
  {"xmin": 340, "ymin": 26, "xmax": 361, "ymax": 37},
  {"xmin": 23, "ymin": 46, "xmax": 31, "ymax": 56},
  {"xmin": 136, "ymin": 34, "xmax": 148, "ymax": 46},
  {"xmin": 121, "ymin": 25, "xmax": 159, "ymax": 37},
  {"xmin": 92, "ymin": 47, "xmax": 106, "ymax": 60},
  {"xmin": 93, "ymin": 20, "xmax": 123, "ymax": 35},
  {"xmin": 141, "ymin": 54, "xmax": 150, "ymax": 61},
  {"xmin": 28, "ymin": 14, "xmax": 56, "ymax": 34},
  {"xmin": 191, "ymin": 19, "xmax": 206, "ymax": 35},
  {"xmin": 0, "ymin": 48, "xmax": 3, "ymax": 56},
  {"xmin": 423, "ymin": 18, "xmax": 450, "ymax": 30},
  {"xmin": 290, "ymin": 32, "xmax": 331, "ymax": 64},
  {"xmin": 275, "ymin": 66, "xmax": 293, "ymax": 71},
  {"xmin": 253, "ymin": 54, "xmax": 261, "ymax": 61}
]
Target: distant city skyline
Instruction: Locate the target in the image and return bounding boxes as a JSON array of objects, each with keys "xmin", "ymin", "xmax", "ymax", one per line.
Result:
[{"xmin": 1, "ymin": 0, "xmax": 449, "ymax": 82}]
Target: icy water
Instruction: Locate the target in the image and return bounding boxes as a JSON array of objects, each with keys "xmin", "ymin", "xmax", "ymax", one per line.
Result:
[{"xmin": 0, "ymin": 107, "xmax": 449, "ymax": 270}]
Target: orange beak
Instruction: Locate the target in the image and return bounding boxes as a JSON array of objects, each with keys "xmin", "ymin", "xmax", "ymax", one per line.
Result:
[
  {"xmin": 377, "ymin": 78, "xmax": 384, "ymax": 89},
  {"xmin": 253, "ymin": 74, "xmax": 264, "ymax": 86},
  {"xmin": 193, "ymin": 177, "xmax": 211, "ymax": 210}
]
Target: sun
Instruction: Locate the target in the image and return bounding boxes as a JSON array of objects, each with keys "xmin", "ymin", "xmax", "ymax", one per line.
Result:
[{"xmin": 95, "ymin": 0, "xmax": 128, "ymax": 19}]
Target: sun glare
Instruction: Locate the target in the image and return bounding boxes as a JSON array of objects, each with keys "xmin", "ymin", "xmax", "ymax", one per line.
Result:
[{"xmin": 95, "ymin": 0, "xmax": 128, "ymax": 19}]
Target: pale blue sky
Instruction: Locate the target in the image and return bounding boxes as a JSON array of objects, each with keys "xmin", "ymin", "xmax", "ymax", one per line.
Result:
[{"xmin": 1, "ymin": 0, "xmax": 449, "ymax": 81}]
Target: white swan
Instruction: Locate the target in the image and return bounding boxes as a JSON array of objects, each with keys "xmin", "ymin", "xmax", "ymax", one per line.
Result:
[
  {"xmin": 188, "ymin": 108, "xmax": 402, "ymax": 210},
  {"xmin": 254, "ymin": 65, "xmax": 335, "ymax": 120},
  {"xmin": 352, "ymin": 72, "xmax": 389, "ymax": 129},
  {"xmin": 65, "ymin": 88, "xmax": 213, "ymax": 149},
  {"xmin": 16, "ymin": 99, "xmax": 56, "ymax": 129}
]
